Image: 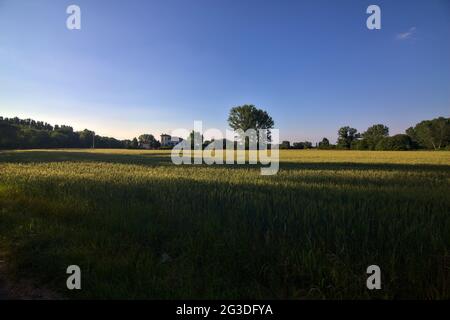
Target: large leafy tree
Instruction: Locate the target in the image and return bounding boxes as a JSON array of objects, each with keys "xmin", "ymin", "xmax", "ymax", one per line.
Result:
[
  {"xmin": 337, "ymin": 126, "xmax": 360, "ymax": 149},
  {"xmin": 406, "ymin": 117, "xmax": 450, "ymax": 150},
  {"xmin": 362, "ymin": 124, "xmax": 389, "ymax": 150},
  {"xmin": 228, "ymin": 105, "xmax": 274, "ymax": 144},
  {"xmin": 228, "ymin": 104, "xmax": 274, "ymax": 131}
]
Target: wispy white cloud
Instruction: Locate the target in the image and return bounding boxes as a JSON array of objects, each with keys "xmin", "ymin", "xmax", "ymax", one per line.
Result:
[{"xmin": 396, "ymin": 27, "xmax": 416, "ymax": 40}]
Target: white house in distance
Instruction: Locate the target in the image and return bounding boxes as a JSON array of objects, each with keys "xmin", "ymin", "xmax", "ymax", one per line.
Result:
[{"xmin": 160, "ymin": 134, "xmax": 183, "ymax": 147}]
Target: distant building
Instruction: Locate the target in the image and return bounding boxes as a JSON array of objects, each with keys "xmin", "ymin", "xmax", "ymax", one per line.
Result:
[
  {"xmin": 160, "ymin": 134, "xmax": 183, "ymax": 147},
  {"xmin": 160, "ymin": 134, "xmax": 171, "ymax": 147}
]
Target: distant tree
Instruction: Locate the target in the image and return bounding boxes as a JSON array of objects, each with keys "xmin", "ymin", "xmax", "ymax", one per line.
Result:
[
  {"xmin": 303, "ymin": 141, "xmax": 313, "ymax": 149},
  {"xmin": 131, "ymin": 137, "xmax": 139, "ymax": 149},
  {"xmin": 189, "ymin": 130, "xmax": 203, "ymax": 142},
  {"xmin": 50, "ymin": 130, "xmax": 71, "ymax": 148},
  {"xmin": 351, "ymin": 138, "xmax": 369, "ymax": 150},
  {"xmin": 79, "ymin": 129, "xmax": 95, "ymax": 148},
  {"xmin": 188, "ymin": 130, "xmax": 204, "ymax": 149},
  {"xmin": 318, "ymin": 137, "xmax": 330, "ymax": 149},
  {"xmin": 337, "ymin": 126, "xmax": 360, "ymax": 149},
  {"xmin": 138, "ymin": 134, "xmax": 160, "ymax": 149},
  {"xmin": 361, "ymin": 124, "xmax": 389, "ymax": 150},
  {"xmin": 138, "ymin": 134, "xmax": 152, "ymax": 145},
  {"xmin": 29, "ymin": 130, "xmax": 51, "ymax": 148},
  {"xmin": 292, "ymin": 141, "xmax": 313, "ymax": 149},
  {"xmin": 280, "ymin": 141, "xmax": 291, "ymax": 149},
  {"xmin": 406, "ymin": 117, "xmax": 450, "ymax": 150},
  {"xmin": 94, "ymin": 136, "xmax": 124, "ymax": 148},
  {"xmin": 0, "ymin": 121, "xmax": 19, "ymax": 149},
  {"xmin": 58, "ymin": 125, "xmax": 74, "ymax": 134},
  {"xmin": 375, "ymin": 134, "xmax": 413, "ymax": 151}
]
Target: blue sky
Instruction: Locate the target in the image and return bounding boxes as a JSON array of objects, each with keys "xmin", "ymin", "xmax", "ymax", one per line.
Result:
[{"xmin": 0, "ymin": 0, "xmax": 449, "ymax": 142}]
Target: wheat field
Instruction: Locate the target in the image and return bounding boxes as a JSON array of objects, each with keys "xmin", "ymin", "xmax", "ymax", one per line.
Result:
[{"xmin": 0, "ymin": 149, "xmax": 449, "ymax": 299}]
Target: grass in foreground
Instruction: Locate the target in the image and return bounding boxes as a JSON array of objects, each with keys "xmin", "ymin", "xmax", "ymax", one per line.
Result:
[{"xmin": 0, "ymin": 149, "xmax": 449, "ymax": 299}]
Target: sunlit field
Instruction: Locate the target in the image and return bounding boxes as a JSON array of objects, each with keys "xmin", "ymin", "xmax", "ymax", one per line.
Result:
[{"xmin": 0, "ymin": 149, "xmax": 449, "ymax": 299}]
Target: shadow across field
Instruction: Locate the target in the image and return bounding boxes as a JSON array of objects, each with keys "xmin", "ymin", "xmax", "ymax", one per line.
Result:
[
  {"xmin": 1, "ymin": 166, "xmax": 449, "ymax": 299},
  {"xmin": 279, "ymin": 161, "xmax": 450, "ymax": 174},
  {"xmin": 1, "ymin": 149, "xmax": 450, "ymax": 299},
  {"xmin": 1, "ymin": 150, "xmax": 449, "ymax": 174},
  {"xmin": 0, "ymin": 150, "xmax": 171, "ymax": 167}
]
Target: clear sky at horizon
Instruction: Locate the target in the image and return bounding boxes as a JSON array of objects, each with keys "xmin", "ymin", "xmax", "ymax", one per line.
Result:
[{"xmin": 0, "ymin": 0, "xmax": 449, "ymax": 142}]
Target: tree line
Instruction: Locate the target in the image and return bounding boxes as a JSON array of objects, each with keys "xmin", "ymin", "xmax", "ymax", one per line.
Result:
[
  {"xmin": 280, "ymin": 118, "xmax": 450, "ymax": 151},
  {"xmin": 318, "ymin": 117, "xmax": 450, "ymax": 150},
  {"xmin": 1, "ymin": 110, "xmax": 449, "ymax": 151},
  {"xmin": 227, "ymin": 105, "xmax": 450, "ymax": 151},
  {"xmin": 0, "ymin": 116, "xmax": 130, "ymax": 149}
]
